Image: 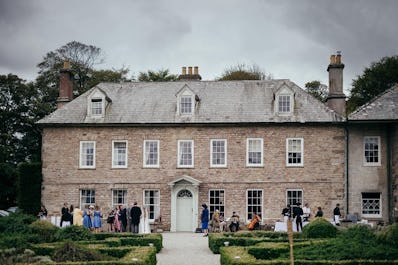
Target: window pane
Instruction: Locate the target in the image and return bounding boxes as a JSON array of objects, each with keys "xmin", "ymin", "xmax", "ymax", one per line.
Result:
[
  {"xmin": 81, "ymin": 189, "xmax": 95, "ymax": 209},
  {"xmin": 81, "ymin": 142, "xmax": 95, "ymax": 167},
  {"xmin": 364, "ymin": 137, "xmax": 379, "ymax": 164},
  {"xmin": 113, "ymin": 141, "xmax": 127, "ymax": 166},
  {"xmin": 179, "ymin": 141, "xmax": 193, "ymax": 166},
  {"xmin": 278, "ymin": 95, "xmax": 291, "ymax": 112},
  {"xmin": 180, "ymin": 96, "xmax": 192, "ymax": 114},
  {"xmin": 247, "ymin": 189, "xmax": 262, "ymax": 220},
  {"xmin": 211, "ymin": 140, "xmax": 226, "ymax": 166},
  {"xmin": 144, "ymin": 190, "xmax": 160, "ymax": 220},
  {"xmin": 248, "ymin": 139, "xmax": 262, "ymax": 165},
  {"xmin": 287, "ymin": 138, "xmax": 303, "ymax": 165},
  {"xmin": 209, "ymin": 189, "xmax": 225, "ymax": 220},
  {"xmin": 145, "ymin": 141, "xmax": 159, "ymax": 166},
  {"xmin": 362, "ymin": 192, "xmax": 381, "ymax": 215}
]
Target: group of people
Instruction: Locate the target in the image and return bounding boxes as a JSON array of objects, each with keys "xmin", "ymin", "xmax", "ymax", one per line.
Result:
[
  {"xmin": 38, "ymin": 201, "xmax": 152, "ymax": 234},
  {"xmin": 105, "ymin": 202, "xmax": 151, "ymax": 234},
  {"xmin": 281, "ymin": 202, "xmax": 342, "ymax": 231}
]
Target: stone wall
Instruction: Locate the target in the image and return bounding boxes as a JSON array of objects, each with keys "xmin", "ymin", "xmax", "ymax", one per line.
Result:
[{"xmin": 42, "ymin": 124, "xmax": 345, "ymax": 229}]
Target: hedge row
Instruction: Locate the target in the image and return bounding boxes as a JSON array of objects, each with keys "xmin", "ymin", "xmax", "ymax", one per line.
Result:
[
  {"xmin": 220, "ymin": 247, "xmax": 398, "ymax": 265},
  {"xmin": 208, "ymin": 232, "xmax": 306, "ymax": 254}
]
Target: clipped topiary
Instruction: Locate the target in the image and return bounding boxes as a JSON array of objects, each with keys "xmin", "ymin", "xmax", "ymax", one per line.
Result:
[
  {"xmin": 302, "ymin": 218, "xmax": 338, "ymax": 238},
  {"xmin": 55, "ymin": 225, "xmax": 93, "ymax": 241},
  {"xmin": 29, "ymin": 220, "xmax": 59, "ymax": 243},
  {"xmin": 377, "ymin": 223, "xmax": 398, "ymax": 246},
  {"xmin": 0, "ymin": 213, "xmax": 36, "ymax": 235},
  {"xmin": 339, "ymin": 224, "xmax": 375, "ymax": 242},
  {"xmin": 52, "ymin": 240, "xmax": 103, "ymax": 262}
]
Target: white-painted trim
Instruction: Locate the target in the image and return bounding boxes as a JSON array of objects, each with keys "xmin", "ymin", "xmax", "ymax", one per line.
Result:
[
  {"xmin": 246, "ymin": 138, "xmax": 263, "ymax": 167},
  {"xmin": 210, "ymin": 139, "xmax": 227, "ymax": 168},
  {"xmin": 361, "ymin": 192, "xmax": 382, "ymax": 218},
  {"xmin": 170, "ymin": 183, "xmax": 199, "ymax": 232},
  {"xmin": 79, "ymin": 141, "xmax": 96, "ymax": 169},
  {"xmin": 286, "ymin": 138, "xmax": 304, "ymax": 167},
  {"xmin": 363, "ymin": 136, "xmax": 381, "ymax": 166},
  {"xmin": 177, "ymin": 140, "xmax": 194, "ymax": 168},
  {"xmin": 112, "ymin": 140, "xmax": 128, "ymax": 168},
  {"xmin": 143, "ymin": 140, "xmax": 160, "ymax": 168},
  {"xmin": 111, "ymin": 189, "xmax": 128, "ymax": 208},
  {"xmin": 143, "ymin": 189, "xmax": 161, "ymax": 222},
  {"xmin": 246, "ymin": 189, "xmax": 263, "ymax": 222}
]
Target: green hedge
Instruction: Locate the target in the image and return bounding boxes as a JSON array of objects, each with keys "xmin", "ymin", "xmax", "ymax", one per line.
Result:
[
  {"xmin": 209, "ymin": 232, "xmax": 305, "ymax": 254},
  {"xmin": 220, "ymin": 246, "xmax": 398, "ymax": 265}
]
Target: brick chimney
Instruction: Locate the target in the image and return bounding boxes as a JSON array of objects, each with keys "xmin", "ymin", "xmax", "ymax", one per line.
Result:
[
  {"xmin": 327, "ymin": 51, "xmax": 346, "ymax": 116},
  {"xmin": 57, "ymin": 61, "xmax": 74, "ymax": 109},
  {"xmin": 178, "ymin": 66, "xmax": 202, "ymax": 81}
]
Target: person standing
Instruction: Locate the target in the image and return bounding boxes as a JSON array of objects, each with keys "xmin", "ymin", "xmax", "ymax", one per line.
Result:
[
  {"xmin": 38, "ymin": 205, "xmax": 48, "ymax": 220},
  {"xmin": 211, "ymin": 209, "xmax": 220, "ymax": 232},
  {"xmin": 201, "ymin": 203, "xmax": 209, "ymax": 236},
  {"xmin": 120, "ymin": 205, "xmax": 127, "ymax": 232},
  {"xmin": 114, "ymin": 206, "xmax": 121, "ymax": 232},
  {"xmin": 315, "ymin": 206, "xmax": 323, "ymax": 218},
  {"xmin": 106, "ymin": 208, "xmax": 115, "ymax": 232},
  {"xmin": 93, "ymin": 205, "xmax": 102, "ymax": 233},
  {"xmin": 293, "ymin": 202, "xmax": 304, "ymax": 232},
  {"xmin": 60, "ymin": 202, "xmax": 68, "ymax": 227},
  {"xmin": 73, "ymin": 206, "xmax": 83, "ymax": 226},
  {"xmin": 333, "ymin": 203, "xmax": 341, "ymax": 226},
  {"xmin": 82, "ymin": 205, "xmax": 92, "ymax": 229},
  {"xmin": 139, "ymin": 206, "xmax": 151, "ymax": 234},
  {"xmin": 130, "ymin": 202, "xmax": 142, "ymax": 234},
  {"xmin": 281, "ymin": 205, "xmax": 290, "ymax": 222},
  {"xmin": 303, "ymin": 203, "xmax": 311, "ymax": 222}
]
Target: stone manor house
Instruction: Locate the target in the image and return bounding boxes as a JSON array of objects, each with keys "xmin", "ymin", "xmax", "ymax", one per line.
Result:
[{"xmin": 38, "ymin": 54, "xmax": 398, "ymax": 231}]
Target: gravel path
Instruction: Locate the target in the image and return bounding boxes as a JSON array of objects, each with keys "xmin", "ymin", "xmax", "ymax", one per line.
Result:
[{"xmin": 156, "ymin": 232, "xmax": 220, "ymax": 265}]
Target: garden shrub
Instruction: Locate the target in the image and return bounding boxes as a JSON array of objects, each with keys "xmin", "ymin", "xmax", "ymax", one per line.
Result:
[
  {"xmin": 55, "ymin": 225, "xmax": 93, "ymax": 241},
  {"xmin": 377, "ymin": 223, "xmax": 398, "ymax": 247},
  {"xmin": 302, "ymin": 218, "xmax": 338, "ymax": 238},
  {"xmin": 0, "ymin": 248, "xmax": 53, "ymax": 265},
  {"xmin": 0, "ymin": 213, "xmax": 36, "ymax": 235},
  {"xmin": 52, "ymin": 240, "xmax": 105, "ymax": 262},
  {"xmin": 29, "ymin": 219, "xmax": 59, "ymax": 243},
  {"xmin": 339, "ymin": 224, "xmax": 375, "ymax": 242},
  {"xmin": 0, "ymin": 234, "xmax": 30, "ymax": 251}
]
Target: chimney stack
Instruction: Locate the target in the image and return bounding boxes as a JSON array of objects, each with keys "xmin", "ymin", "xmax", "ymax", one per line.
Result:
[
  {"xmin": 327, "ymin": 51, "xmax": 346, "ymax": 116},
  {"xmin": 178, "ymin": 66, "xmax": 202, "ymax": 81},
  {"xmin": 57, "ymin": 61, "xmax": 74, "ymax": 109}
]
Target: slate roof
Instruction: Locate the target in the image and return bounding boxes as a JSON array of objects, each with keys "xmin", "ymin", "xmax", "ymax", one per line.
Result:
[
  {"xmin": 348, "ymin": 85, "xmax": 398, "ymax": 121},
  {"xmin": 37, "ymin": 80, "xmax": 342, "ymax": 126}
]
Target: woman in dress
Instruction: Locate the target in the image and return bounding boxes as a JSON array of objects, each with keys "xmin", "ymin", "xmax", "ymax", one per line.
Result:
[
  {"xmin": 93, "ymin": 205, "xmax": 102, "ymax": 233},
  {"xmin": 38, "ymin": 205, "xmax": 48, "ymax": 220},
  {"xmin": 201, "ymin": 203, "xmax": 209, "ymax": 236},
  {"xmin": 113, "ymin": 206, "xmax": 121, "ymax": 233},
  {"xmin": 82, "ymin": 205, "xmax": 92, "ymax": 229},
  {"xmin": 139, "ymin": 206, "xmax": 151, "ymax": 234},
  {"xmin": 73, "ymin": 206, "xmax": 83, "ymax": 226},
  {"xmin": 106, "ymin": 208, "xmax": 115, "ymax": 232}
]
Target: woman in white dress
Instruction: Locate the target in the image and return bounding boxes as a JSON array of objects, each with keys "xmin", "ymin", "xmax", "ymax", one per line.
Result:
[{"xmin": 139, "ymin": 206, "xmax": 151, "ymax": 234}]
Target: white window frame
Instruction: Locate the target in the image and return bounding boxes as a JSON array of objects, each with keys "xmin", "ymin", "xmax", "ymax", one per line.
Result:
[
  {"xmin": 80, "ymin": 189, "xmax": 95, "ymax": 209},
  {"xmin": 361, "ymin": 192, "xmax": 382, "ymax": 218},
  {"xmin": 209, "ymin": 189, "xmax": 225, "ymax": 220},
  {"xmin": 143, "ymin": 140, "xmax": 160, "ymax": 168},
  {"xmin": 286, "ymin": 138, "xmax": 304, "ymax": 167},
  {"xmin": 210, "ymin": 139, "xmax": 227, "ymax": 167},
  {"xmin": 278, "ymin": 94, "xmax": 293, "ymax": 114},
  {"xmin": 91, "ymin": 98, "xmax": 103, "ymax": 116},
  {"xmin": 79, "ymin": 141, "xmax": 96, "ymax": 169},
  {"xmin": 286, "ymin": 189, "xmax": 303, "ymax": 210},
  {"xmin": 180, "ymin": 95, "xmax": 194, "ymax": 115},
  {"xmin": 177, "ymin": 140, "xmax": 194, "ymax": 168},
  {"xmin": 246, "ymin": 189, "xmax": 263, "ymax": 222},
  {"xmin": 246, "ymin": 138, "xmax": 263, "ymax": 167},
  {"xmin": 112, "ymin": 140, "xmax": 128, "ymax": 168},
  {"xmin": 363, "ymin": 136, "xmax": 381, "ymax": 166},
  {"xmin": 143, "ymin": 189, "xmax": 160, "ymax": 222},
  {"xmin": 112, "ymin": 189, "xmax": 127, "ymax": 207}
]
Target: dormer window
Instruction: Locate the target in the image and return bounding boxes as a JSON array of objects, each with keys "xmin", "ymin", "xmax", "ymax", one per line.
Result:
[
  {"xmin": 278, "ymin": 94, "xmax": 292, "ymax": 113},
  {"xmin": 91, "ymin": 98, "xmax": 103, "ymax": 116},
  {"xmin": 274, "ymin": 83, "xmax": 294, "ymax": 115},
  {"xmin": 86, "ymin": 88, "xmax": 111, "ymax": 119},
  {"xmin": 176, "ymin": 85, "xmax": 195, "ymax": 116},
  {"xmin": 180, "ymin": 95, "xmax": 193, "ymax": 114}
]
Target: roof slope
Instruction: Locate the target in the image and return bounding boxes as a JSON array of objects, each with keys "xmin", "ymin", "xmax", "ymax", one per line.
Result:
[
  {"xmin": 348, "ymin": 85, "xmax": 398, "ymax": 121},
  {"xmin": 38, "ymin": 80, "xmax": 342, "ymax": 125}
]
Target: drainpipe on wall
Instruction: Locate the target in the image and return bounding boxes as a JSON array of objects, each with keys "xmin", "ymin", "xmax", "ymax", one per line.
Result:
[
  {"xmin": 387, "ymin": 125, "xmax": 392, "ymax": 223},
  {"xmin": 345, "ymin": 125, "xmax": 350, "ymax": 215}
]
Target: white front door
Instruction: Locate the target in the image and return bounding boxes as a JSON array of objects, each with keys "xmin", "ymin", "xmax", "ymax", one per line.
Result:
[{"xmin": 176, "ymin": 189, "xmax": 193, "ymax": 231}]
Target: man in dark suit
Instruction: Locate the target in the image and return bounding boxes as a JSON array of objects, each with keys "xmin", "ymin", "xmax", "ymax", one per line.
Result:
[
  {"xmin": 130, "ymin": 202, "xmax": 142, "ymax": 233},
  {"xmin": 293, "ymin": 202, "xmax": 304, "ymax": 232},
  {"xmin": 120, "ymin": 205, "xmax": 128, "ymax": 232}
]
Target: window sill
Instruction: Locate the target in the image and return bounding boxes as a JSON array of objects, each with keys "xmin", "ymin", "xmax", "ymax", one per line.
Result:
[
  {"xmin": 79, "ymin": 167, "xmax": 96, "ymax": 170},
  {"xmin": 286, "ymin": 165, "xmax": 304, "ymax": 168}
]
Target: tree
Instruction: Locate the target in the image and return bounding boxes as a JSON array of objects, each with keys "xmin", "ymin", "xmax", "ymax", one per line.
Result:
[
  {"xmin": 218, "ymin": 64, "xmax": 272, "ymax": 81},
  {"xmin": 305, "ymin": 80, "xmax": 328, "ymax": 102},
  {"xmin": 347, "ymin": 55, "xmax": 398, "ymax": 113},
  {"xmin": 138, "ymin": 69, "xmax": 177, "ymax": 82},
  {"xmin": 85, "ymin": 67, "xmax": 131, "ymax": 88}
]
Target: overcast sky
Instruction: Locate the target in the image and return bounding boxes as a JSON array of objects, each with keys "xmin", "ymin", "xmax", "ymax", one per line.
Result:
[{"xmin": 1, "ymin": 0, "xmax": 398, "ymax": 93}]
